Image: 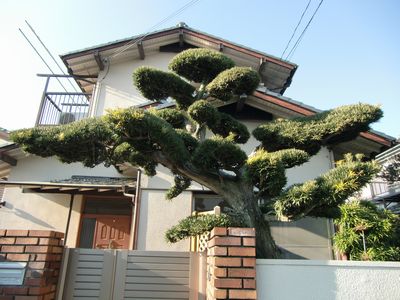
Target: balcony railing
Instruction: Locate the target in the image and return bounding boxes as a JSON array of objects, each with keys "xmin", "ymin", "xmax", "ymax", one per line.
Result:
[
  {"xmin": 35, "ymin": 74, "xmax": 95, "ymax": 126},
  {"xmin": 369, "ymin": 180, "xmax": 400, "ymax": 199}
]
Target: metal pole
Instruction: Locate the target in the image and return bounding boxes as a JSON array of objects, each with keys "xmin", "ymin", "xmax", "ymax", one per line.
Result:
[
  {"xmin": 35, "ymin": 76, "xmax": 50, "ymax": 126},
  {"xmin": 64, "ymin": 194, "xmax": 75, "ymax": 245}
]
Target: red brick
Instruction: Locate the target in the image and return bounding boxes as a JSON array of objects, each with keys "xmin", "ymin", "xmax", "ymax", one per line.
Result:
[
  {"xmin": 0, "ymin": 296, "xmax": 13, "ymax": 300},
  {"xmin": 210, "ymin": 288, "xmax": 227, "ymax": 299},
  {"xmin": 25, "ymin": 246, "xmax": 51, "ymax": 253},
  {"xmin": 43, "ymin": 293, "xmax": 55, "ymax": 300},
  {"xmin": 50, "ymin": 246, "xmax": 63, "ymax": 254},
  {"xmin": 243, "ymin": 279, "xmax": 256, "ymax": 289},
  {"xmin": 15, "ymin": 296, "xmax": 43, "ymax": 300},
  {"xmin": 210, "ymin": 227, "xmax": 227, "ymax": 238},
  {"xmin": 228, "ymin": 268, "xmax": 256, "ymax": 278},
  {"xmin": 3, "ymin": 287, "xmax": 29, "ymax": 295},
  {"xmin": 49, "ymin": 261, "xmax": 60, "ymax": 269},
  {"xmin": 29, "ymin": 286, "xmax": 51, "ymax": 295},
  {"xmin": 229, "ymin": 289, "xmax": 257, "ymax": 299},
  {"xmin": 208, "ymin": 246, "xmax": 227, "ymax": 256},
  {"xmin": 6, "ymin": 230, "xmax": 29, "ymax": 237},
  {"xmin": 16, "ymin": 238, "xmax": 39, "ymax": 245},
  {"xmin": 0, "ymin": 237, "xmax": 16, "ymax": 244},
  {"xmin": 0, "ymin": 253, "xmax": 6, "ymax": 261},
  {"xmin": 24, "ymin": 278, "xmax": 46, "ymax": 287},
  {"xmin": 214, "ymin": 257, "xmax": 241, "ymax": 267},
  {"xmin": 242, "ymin": 237, "xmax": 256, "ymax": 246},
  {"xmin": 228, "ymin": 247, "xmax": 256, "ymax": 257},
  {"xmin": 29, "ymin": 262, "xmax": 47, "ymax": 269},
  {"xmin": 213, "ymin": 278, "xmax": 242, "ymax": 289},
  {"xmin": 242, "ymin": 258, "xmax": 256, "ymax": 267},
  {"xmin": 28, "ymin": 231, "xmax": 55, "ymax": 238},
  {"xmin": 54, "ymin": 232, "xmax": 64, "ymax": 238},
  {"xmin": 38, "ymin": 238, "xmax": 59, "ymax": 246},
  {"xmin": 213, "ymin": 267, "xmax": 227, "ymax": 278},
  {"xmin": 1, "ymin": 245, "xmax": 25, "ymax": 253},
  {"xmin": 208, "ymin": 237, "xmax": 241, "ymax": 247},
  {"xmin": 0, "ymin": 229, "xmax": 6, "ymax": 236},
  {"xmin": 6, "ymin": 253, "xmax": 30, "ymax": 261},
  {"xmin": 228, "ymin": 227, "xmax": 255, "ymax": 237}
]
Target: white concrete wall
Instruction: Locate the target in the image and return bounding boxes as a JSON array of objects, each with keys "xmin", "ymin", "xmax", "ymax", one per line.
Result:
[
  {"xmin": 136, "ymin": 190, "xmax": 192, "ymax": 251},
  {"xmin": 257, "ymin": 259, "xmax": 400, "ymax": 300}
]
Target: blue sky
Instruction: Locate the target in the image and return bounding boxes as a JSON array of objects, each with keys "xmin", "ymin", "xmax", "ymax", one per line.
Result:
[{"xmin": 1, "ymin": 0, "xmax": 399, "ymax": 138}]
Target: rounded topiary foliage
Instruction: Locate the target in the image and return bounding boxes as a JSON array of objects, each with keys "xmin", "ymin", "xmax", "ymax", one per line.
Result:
[
  {"xmin": 169, "ymin": 48, "xmax": 235, "ymax": 84},
  {"xmin": 206, "ymin": 67, "xmax": 260, "ymax": 101}
]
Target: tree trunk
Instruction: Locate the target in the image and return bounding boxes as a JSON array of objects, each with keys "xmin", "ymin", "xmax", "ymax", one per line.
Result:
[{"xmin": 221, "ymin": 182, "xmax": 279, "ymax": 258}]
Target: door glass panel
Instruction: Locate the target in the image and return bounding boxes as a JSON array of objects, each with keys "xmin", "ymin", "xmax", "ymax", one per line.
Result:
[{"xmin": 79, "ymin": 218, "xmax": 96, "ymax": 248}]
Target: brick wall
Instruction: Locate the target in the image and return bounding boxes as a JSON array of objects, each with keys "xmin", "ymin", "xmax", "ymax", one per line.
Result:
[
  {"xmin": 207, "ymin": 227, "xmax": 257, "ymax": 300},
  {"xmin": 0, "ymin": 230, "xmax": 64, "ymax": 300}
]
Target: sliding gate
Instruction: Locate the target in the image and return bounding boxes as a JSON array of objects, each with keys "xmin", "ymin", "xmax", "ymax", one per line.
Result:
[{"xmin": 59, "ymin": 249, "xmax": 203, "ymax": 299}]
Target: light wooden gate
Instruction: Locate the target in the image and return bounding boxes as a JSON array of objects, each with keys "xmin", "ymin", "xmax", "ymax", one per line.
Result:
[{"xmin": 59, "ymin": 249, "xmax": 200, "ymax": 299}]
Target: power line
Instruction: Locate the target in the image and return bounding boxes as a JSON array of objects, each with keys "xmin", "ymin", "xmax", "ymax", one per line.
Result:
[
  {"xmin": 19, "ymin": 28, "xmax": 70, "ymax": 94},
  {"xmin": 109, "ymin": 0, "xmax": 200, "ymax": 59},
  {"xmin": 24, "ymin": 20, "xmax": 79, "ymax": 93},
  {"xmin": 281, "ymin": 0, "xmax": 312, "ymax": 59},
  {"xmin": 285, "ymin": 0, "xmax": 325, "ymax": 60}
]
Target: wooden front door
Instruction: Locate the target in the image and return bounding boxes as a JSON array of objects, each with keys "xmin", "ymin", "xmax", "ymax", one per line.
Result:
[{"xmin": 93, "ymin": 215, "xmax": 131, "ymax": 249}]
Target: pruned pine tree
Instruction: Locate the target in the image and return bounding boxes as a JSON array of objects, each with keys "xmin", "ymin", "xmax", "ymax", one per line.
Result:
[{"xmin": 11, "ymin": 49, "xmax": 382, "ymax": 258}]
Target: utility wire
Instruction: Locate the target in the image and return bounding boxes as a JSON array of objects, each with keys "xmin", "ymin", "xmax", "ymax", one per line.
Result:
[
  {"xmin": 24, "ymin": 20, "xmax": 79, "ymax": 92},
  {"xmin": 109, "ymin": 0, "xmax": 200, "ymax": 59},
  {"xmin": 19, "ymin": 28, "xmax": 70, "ymax": 94},
  {"xmin": 281, "ymin": 0, "xmax": 311, "ymax": 59},
  {"xmin": 285, "ymin": 0, "xmax": 325, "ymax": 60}
]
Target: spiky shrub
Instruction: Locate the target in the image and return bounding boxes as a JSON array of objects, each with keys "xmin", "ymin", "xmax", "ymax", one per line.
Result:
[
  {"xmin": 333, "ymin": 201, "xmax": 400, "ymax": 261},
  {"xmin": 11, "ymin": 48, "xmax": 383, "ymax": 258}
]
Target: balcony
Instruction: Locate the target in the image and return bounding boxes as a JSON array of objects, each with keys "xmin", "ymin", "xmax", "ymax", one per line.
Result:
[{"xmin": 35, "ymin": 74, "xmax": 95, "ymax": 126}]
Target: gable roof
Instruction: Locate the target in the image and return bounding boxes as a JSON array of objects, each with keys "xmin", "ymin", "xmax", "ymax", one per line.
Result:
[{"xmin": 61, "ymin": 23, "xmax": 297, "ymax": 95}]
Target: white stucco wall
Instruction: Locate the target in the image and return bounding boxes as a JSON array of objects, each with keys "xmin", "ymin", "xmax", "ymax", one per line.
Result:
[
  {"xmin": 137, "ymin": 190, "xmax": 192, "ymax": 251},
  {"xmin": 257, "ymin": 259, "xmax": 400, "ymax": 300},
  {"xmin": 93, "ymin": 52, "xmax": 176, "ymax": 116}
]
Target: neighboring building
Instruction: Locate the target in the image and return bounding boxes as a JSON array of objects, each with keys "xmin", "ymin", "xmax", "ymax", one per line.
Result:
[
  {"xmin": 360, "ymin": 143, "xmax": 400, "ymax": 213},
  {"xmin": 0, "ymin": 23, "xmax": 395, "ymax": 258}
]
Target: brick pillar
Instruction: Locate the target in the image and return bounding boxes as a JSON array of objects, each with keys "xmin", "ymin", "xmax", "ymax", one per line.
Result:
[
  {"xmin": 0, "ymin": 230, "xmax": 64, "ymax": 300},
  {"xmin": 206, "ymin": 227, "xmax": 257, "ymax": 300}
]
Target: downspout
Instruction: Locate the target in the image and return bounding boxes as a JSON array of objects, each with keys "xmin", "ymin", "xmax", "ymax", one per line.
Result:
[
  {"xmin": 123, "ymin": 169, "xmax": 142, "ymax": 250},
  {"xmin": 64, "ymin": 194, "xmax": 74, "ymax": 246}
]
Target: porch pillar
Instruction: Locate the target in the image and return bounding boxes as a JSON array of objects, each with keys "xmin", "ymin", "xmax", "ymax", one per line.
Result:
[{"xmin": 206, "ymin": 227, "xmax": 257, "ymax": 299}]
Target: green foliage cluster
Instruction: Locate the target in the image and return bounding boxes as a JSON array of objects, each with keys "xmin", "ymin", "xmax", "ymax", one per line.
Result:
[
  {"xmin": 192, "ymin": 137, "xmax": 247, "ymax": 173},
  {"xmin": 165, "ymin": 213, "xmax": 241, "ymax": 243},
  {"xmin": 150, "ymin": 108, "xmax": 186, "ymax": 129},
  {"xmin": 11, "ymin": 118, "xmax": 114, "ymax": 167},
  {"xmin": 253, "ymin": 104, "xmax": 383, "ymax": 155},
  {"xmin": 333, "ymin": 201, "xmax": 400, "ymax": 261},
  {"xmin": 133, "ymin": 67, "xmax": 195, "ymax": 109},
  {"xmin": 106, "ymin": 108, "xmax": 190, "ymax": 165},
  {"xmin": 206, "ymin": 67, "xmax": 260, "ymax": 101},
  {"xmin": 166, "ymin": 174, "xmax": 191, "ymax": 200},
  {"xmin": 246, "ymin": 149, "xmax": 310, "ymax": 198},
  {"xmin": 274, "ymin": 154, "xmax": 380, "ymax": 220},
  {"xmin": 169, "ymin": 48, "xmax": 235, "ymax": 83},
  {"xmin": 188, "ymin": 101, "xmax": 249, "ymax": 143}
]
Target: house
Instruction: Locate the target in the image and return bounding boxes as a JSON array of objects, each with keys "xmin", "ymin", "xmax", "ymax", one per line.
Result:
[
  {"xmin": 0, "ymin": 23, "xmax": 395, "ymax": 259},
  {"xmin": 360, "ymin": 143, "xmax": 400, "ymax": 213}
]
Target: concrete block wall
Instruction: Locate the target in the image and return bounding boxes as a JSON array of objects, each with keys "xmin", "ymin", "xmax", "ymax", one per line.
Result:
[
  {"xmin": 206, "ymin": 227, "xmax": 257, "ymax": 300},
  {"xmin": 0, "ymin": 230, "xmax": 64, "ymax": 300}
]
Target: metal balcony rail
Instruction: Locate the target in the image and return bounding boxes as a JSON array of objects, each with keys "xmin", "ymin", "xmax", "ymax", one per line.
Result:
[
  {"xmin": 35, "ymin": 74, "xmax": 96, "ymax": 126},
  {"xmin": 369, "ymin": 180, "xmax": 400, "ymax": 198}
]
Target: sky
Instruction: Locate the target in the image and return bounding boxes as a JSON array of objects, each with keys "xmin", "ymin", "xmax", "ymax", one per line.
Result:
[{"xmin": 0, "ymin": 0, "xmax": 399, "ymax": 139}]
